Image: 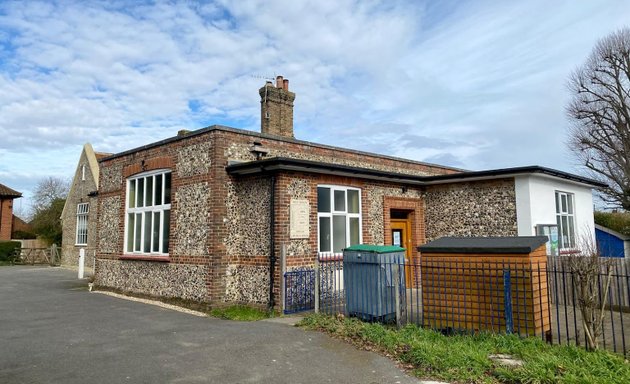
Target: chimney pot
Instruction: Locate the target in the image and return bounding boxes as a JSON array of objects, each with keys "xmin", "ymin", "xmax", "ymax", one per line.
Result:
[
  {"xmin": 276, "ymin": 75, "xmax": 283, "ymax": 88},
  {"xmin": 283, "ymin": 79, "xmax": 289, "ymax": 91}
]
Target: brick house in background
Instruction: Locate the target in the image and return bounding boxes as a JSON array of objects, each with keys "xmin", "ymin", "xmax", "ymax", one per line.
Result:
[
  {"xmin": 60, "ymin": 143, "xmax": 111, "ymax": 270},
  {"xmin": 94, "ymin": 76, "xmax": 603, "ymax": 309},
  {"xmin": 0, "ymin": 183, "xmax": 22, "ymax": 241}
]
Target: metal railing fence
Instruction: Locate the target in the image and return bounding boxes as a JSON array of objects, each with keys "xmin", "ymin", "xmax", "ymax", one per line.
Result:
[{"xmin": 314, "ymin": 256, "xmax": 630, "ymax": 357}]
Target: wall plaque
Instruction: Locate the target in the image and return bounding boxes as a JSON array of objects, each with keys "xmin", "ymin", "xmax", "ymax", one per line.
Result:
[{"xmin": 290, "ymin": 199, "xmax": 310, "ymax": 239}]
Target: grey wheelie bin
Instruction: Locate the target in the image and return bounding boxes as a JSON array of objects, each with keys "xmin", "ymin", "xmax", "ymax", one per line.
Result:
[{"xmin": 343, "ymin": 244, "xmax": 406, "ymax": 322}]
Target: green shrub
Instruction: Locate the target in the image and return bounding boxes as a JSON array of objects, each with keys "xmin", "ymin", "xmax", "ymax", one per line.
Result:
[
  {"xmin": 0, "ymin": 241, "xmax": 21, "ymax": 262},
  {"xmin": 594, "ymin": 211, "xmax": 630, "ymax": 235}
]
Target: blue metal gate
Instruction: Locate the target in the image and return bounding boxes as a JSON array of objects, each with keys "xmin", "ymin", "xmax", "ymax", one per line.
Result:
[{"xmin": 284, "ymin": 268, "xmax": 315, "ymax": 314}]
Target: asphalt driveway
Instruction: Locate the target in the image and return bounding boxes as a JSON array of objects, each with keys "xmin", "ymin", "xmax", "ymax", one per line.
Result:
[{"xmin": 0, "ymin": 266, "xmax": 418, "ymax": 384}]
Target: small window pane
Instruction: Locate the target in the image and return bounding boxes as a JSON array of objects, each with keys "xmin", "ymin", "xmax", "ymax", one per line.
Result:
[
  {"xmin": 567, "ymin": 195, "xmax": 573, "ymax": 214},
  {"xmin": 333, "ymin": 215, "xmax": 346, "ymax": 252},
  {"xmin": 162, "ymin": 209, "xmax": 170, "ymax": 253},
  {"xmin": 349, "ymin": 217, "xmax": 360, "ymax": 246},
  {"xmin": 134, "ymin": 213, "xmax": 142, "ymax": 252},
  {"xmin": 129, "ymin": 180, "xmax": 136, "ymax": 208},
  {"xmin": 164, "ymin": 173, "xmax": 172, "ymax": 204},
  {"xmin": 127, "ymin": 213, "xmax": 135, "ymax": 251},
  {"xmin": 152, "ymin": 211, "xmax": 161, "ymax": 252},
  {"xmin": 317, "ymin": 187, "xmax": 330, "ymax": 213},
  {"xmin": 143, "ymin": 212, "xmax": 152, "ymax": 253},
  {"xmin": 561, "ymin": 216, "xmax": 569, "ymax": 248},
  {"xmin": 334, "ymin": 190, "xmax": 345, "ymax": 211},
  {"xmin": 555, "ymin": 192, "xmax": 560, "ymax": 214},
  {"xmin": 137, "ymin": 178, "xmax": 145, "ymax": 208},
  {"xmin": 319, "ymin": 217, "xmax": 331, "ymax": 252},
  {"xmin": 347, "ymin": 190, "xmax": 359, "ymax": 213},
  {"xmin": 155, "ymin": 174, "xmax": 163, "ymax": 205},
  {"xmin": 146, "ymin": 176, "xmax": 153, "ymax": 207},
  {"xmin": 568, "ymin": 217, "xmax": 575, "ymax": 248},
  {"xmin": 561, "ymin": 194, "xmax": 567, "ymax": 213}
]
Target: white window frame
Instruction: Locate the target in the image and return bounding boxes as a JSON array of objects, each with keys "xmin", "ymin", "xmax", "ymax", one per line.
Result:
[
  {"xmin": 555, "ymin": 191, "xmax": 576, "ymax": 250},
  {"xmin": 75, "ymin": 203, "xmax": 89, "ymax": 245},
  {"xmin": 317, "ymin": 185, "xmax": 362, "ymax": 257},
  {"xmin": 124, "ymin": 169, "xmax": 171, "ymax": 256}
]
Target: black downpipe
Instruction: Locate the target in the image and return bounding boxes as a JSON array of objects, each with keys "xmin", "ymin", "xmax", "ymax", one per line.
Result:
[{"xmin": 268, "ymin": 175, "xmax": 276, "ymax": 311}]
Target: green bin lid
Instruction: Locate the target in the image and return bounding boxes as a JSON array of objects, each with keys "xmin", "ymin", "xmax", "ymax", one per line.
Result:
[{"xmin": 343, "ymin": 244, "xmax": 405, "ymax": 253}]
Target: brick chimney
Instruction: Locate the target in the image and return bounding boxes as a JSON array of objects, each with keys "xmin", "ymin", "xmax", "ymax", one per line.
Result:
[{"xmin": 259, "ymin": 75, "xmax": 295, "ymax": 138}]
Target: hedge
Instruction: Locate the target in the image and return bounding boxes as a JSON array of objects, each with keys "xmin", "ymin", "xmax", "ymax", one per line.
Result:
[{"xmin": 0, "ymin": 241, "xmax": 21, "ymax": 262}]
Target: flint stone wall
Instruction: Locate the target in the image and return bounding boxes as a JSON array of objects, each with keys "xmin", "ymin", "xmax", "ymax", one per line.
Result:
[
  {"xmin": 172, "ymin": 182, "xmax": 211, "ymax": 256},
  {"xmin": 224, "ymin": 264, "xmax": 269, "ymax": 304},
  {"xmin": 225, "ymin": 177, "xmax": 271, "ymax": 258},
  {"xmin": 97, "ymin": 196, "xmax": 121, "ymax": 254},
  {"xmin": 95, "ymin": 259, "xmax": 208, "ymax": 302},
  {"xmin": 424, "ymin": 179, "xmax": 517, "ymax": 242}
]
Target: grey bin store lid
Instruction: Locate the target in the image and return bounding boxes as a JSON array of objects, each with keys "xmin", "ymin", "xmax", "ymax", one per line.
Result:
[{"xmin": 417, "ymin": 236, "xmax": 549, "ymax": 254}]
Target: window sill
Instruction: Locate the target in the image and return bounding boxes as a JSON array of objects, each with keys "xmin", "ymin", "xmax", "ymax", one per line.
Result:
[{"xmin": 120, "ymin": 255, "xmax": 170, "ymax": 262}]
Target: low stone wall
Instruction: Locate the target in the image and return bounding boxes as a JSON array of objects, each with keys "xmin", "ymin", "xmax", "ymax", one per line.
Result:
[
  {"xmin": 95, "ymin": 259, "xmax": 208, "ymax": 302},
  {"xmin": 224, "ymin": 264, "xmax": 269, "ymax": 305}
]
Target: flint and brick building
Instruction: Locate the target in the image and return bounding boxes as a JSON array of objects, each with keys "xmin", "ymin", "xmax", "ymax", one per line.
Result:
[
  {"xmin": 61, "ymin": 143, "xmax": 111, "ymax": 269},
  {"xmin": 92, "ymin": 76, "xmax": 603, "ymax": 308}
]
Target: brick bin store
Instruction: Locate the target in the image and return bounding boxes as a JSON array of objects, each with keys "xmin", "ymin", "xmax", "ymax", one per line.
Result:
[{"xmin": 93, "ymin": 76, "xmax": 602, "ymax": 310}]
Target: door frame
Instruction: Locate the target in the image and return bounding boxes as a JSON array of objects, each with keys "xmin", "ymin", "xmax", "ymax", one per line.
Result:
[
  {"xmin": 390, "ymin": 217, "xmax": 413, "ymax": 287},
  {"xmin": 383, "ymin": 196, "xmax": 425, "ymax": 289}
]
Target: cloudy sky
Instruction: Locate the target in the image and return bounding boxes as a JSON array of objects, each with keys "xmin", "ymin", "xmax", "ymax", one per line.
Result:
[{"xmin": 1, "ymin": 0, "xmax": 629, "ymax": 215}]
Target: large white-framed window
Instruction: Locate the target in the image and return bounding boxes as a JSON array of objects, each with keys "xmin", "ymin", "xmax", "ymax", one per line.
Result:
[
  {"xmin": 125, "ymin": 170, "xmax": 171, "ymax": 255},
  {"xmin": 317, "ymin": 185, "xmax": 362, "ymax": 255},
  {"xmin": 76, "ymin": 203, "xmax": 89, "ymax": 245},
  {"xmin": 555, "ymin": 191, "xmax": 576, "ymax": 250}
]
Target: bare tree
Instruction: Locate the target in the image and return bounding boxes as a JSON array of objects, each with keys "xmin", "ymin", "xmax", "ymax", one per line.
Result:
[
  {"xmin": 563, "ymin": 235, "xmax": 614, "ymax": 351},
  {"xmin": 31, "ymin": 176, "xmax": 69, "ymax": 214},
  {"xmin": 29, "ymin": 177, "xmax": 69, "ymax": 245},
  {"xmin": 567, "ymin": 27, "xmax": 630, "ymax": 210}
]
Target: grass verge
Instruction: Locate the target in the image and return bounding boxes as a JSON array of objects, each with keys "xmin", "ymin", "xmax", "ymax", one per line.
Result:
[
  {"xmin": 299, "ymin": 313, "xmax": 630, "ymax": 384},
  {"xmin": 210, "ymin": 305, "xmax": 273, "ymax": 321}
]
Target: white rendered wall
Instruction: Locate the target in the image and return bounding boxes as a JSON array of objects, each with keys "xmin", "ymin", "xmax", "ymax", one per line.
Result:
[{"xmin": 514, "ymin": 175, "xmax": 595, "ymax": 244}]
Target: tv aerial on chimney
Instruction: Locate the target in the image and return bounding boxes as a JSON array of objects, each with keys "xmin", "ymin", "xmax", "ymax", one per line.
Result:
[{"xmin": 252, "ymin": 74, "xmax": 277, "ymax": 119}]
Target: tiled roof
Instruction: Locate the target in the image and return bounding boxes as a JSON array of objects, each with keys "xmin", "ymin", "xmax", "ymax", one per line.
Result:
[{"xmin": 0, "ymin": 183, "xmax": 22, "ymax": 198}]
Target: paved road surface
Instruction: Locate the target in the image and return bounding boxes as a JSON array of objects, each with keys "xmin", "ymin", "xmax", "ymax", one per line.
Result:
[{"xmin": 0, "ymin": 266, "xmax": 419, "ymax": 384}]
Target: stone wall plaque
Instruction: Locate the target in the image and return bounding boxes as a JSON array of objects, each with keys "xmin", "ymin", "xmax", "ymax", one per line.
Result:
[{"xmin": 290, "ymin": 199, "xmax": 310, "ymax": 239}]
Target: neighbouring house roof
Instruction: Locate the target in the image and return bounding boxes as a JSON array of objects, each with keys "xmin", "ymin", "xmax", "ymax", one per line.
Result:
[
  {"xmin": 225, "ymin": 157, "xmax": 607, "ymax": 188},
  {"xmin": 595, "ymin": 224, "xmax": 630, "ymax": 241},
  {"xmin": 0, "ymin": 183, "xmax": 22, "ymax": 198},
  {"xmin": 417, "ymin": 236, "xmax": 549, "ymax": 254}
]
